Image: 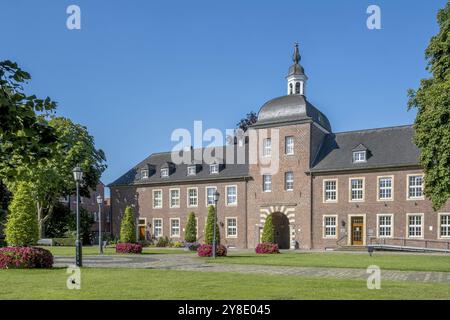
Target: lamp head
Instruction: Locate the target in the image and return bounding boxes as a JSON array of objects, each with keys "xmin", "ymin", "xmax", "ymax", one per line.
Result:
[{"xmin": 73, "ymin": 166, "xmax": 83, "ymax": 182}]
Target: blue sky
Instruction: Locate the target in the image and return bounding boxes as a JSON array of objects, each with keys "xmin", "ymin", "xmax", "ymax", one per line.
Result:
[{"xmin": 0, "ymin": 0, "xmax": 446, "ymax": 193}]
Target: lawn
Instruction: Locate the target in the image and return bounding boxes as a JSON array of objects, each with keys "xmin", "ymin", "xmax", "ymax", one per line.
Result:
[
  {"xmin": 205, "ymin": 251, "xmax": 450, "ymax": 272},
  {"xmin": 0, "ymin": 268, "xmax": 449, "ymax": 300},
  {"xmin": 40, "ymin": 246, "xmax": 192, "ymax": 256}
]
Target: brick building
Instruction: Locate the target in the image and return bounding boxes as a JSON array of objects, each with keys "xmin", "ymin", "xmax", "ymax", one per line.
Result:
[{"xmin": 109, "ymin": 45, "xmax": 450, "ymax": 250}]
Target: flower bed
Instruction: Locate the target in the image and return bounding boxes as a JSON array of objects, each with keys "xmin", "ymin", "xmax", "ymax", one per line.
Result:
[
  {"xmin": 0, "ymin": 247, "xmax": 54, "ymax": 269},
  {"xmin": 197, "ymin": 244, "xmax": 227, "ymax": 257},
  {"xmin": 115, "ymin": 243, "xmax": 143, "ymax": 254},
  {"xmin": 255, "ymin": 243, "xmax": 279, "ymax": 254}
]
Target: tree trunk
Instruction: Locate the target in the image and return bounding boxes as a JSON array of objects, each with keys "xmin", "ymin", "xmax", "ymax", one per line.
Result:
[{"xmin": 37, "ymin": 202, "xmax": 44, "ymax": 239}]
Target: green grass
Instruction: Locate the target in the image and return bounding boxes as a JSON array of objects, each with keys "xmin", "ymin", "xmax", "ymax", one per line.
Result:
[
  {"xmin": 40, "ymin": 246, "xmax": 192, "ymax": 256},
  {"xmin": 205, "ymin": 252, "xmax": 450, "ymax": 272},
  {"xmin": 0, "ymin": 268, "xmax": 449, "ymax": 300}
]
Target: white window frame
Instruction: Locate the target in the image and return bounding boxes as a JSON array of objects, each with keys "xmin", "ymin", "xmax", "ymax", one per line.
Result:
[
  {"xmin": 187, "ymin": 165, "xmax": 196, "ymax": 176},
  {"xmin": 225, "ymin": 217, "xmax": 238, "ymax": 238},
  {"xmin": 352, "ymin": 151, "xmax": 366, "ymax": 163},
  {"xmin": 349, "ymin": 177, "xmax": 365, "ymax": 202},
  {"xmin": 169, "ymin": 188, "xmax": 180, "ymax": 208},
  {"xmin": 226, "ymin": 185, "xmax": 238, "ymax": 206},
  {"xmin": 323, "ymin": 179, "xmax": 338, "ymax": 203},
  {"xmin": 141, "ymin": 169, "xmax": 149, "ymax": 179},
  {"xmin": 376, "ymin": 214, "xmax": 394, "ymax": 238},
  {"xmin": 152, "ymin": 218, "xmax": 163, "ymax": 238},
  {"xmin": 285, "ymin": 136, "xmax": 294, "ymax": 155},
  {"xmin": 322, "ymin": 215, "xmax": 338, "ymax": 239},
  {"xmin": 406, "ymin": 213, "xmax": 424, "ymax": 239},
  {"xmin": 153, "ymin": 189, "xmax": 163, "ymax": 209},
  {"xmin": 209, "ymin": 164, "xmax": 219, "ymax": 174},
  {"xmin": 377, "ymin": 176, "xmax": 394, "ymax": 201},
  {"xmin": 285, "ymin": 171, "xmax": 294, "ymax": 191},
  {"xmin": 205, "ymin": 186, "xmax": 217, "ymax": 207},
  {"xmin": 263, "ymin": 174, "xmax": 272, "ymax": 192},
  {"xmin": 161, "ymin": 168, "xmax": 169, "ymax": 178},
  {"xmin": 170, "ymin": 218, "xmax": 180, "ymax": 238},
  {"xmin": 407, "ymin": 174, "xmax": 424, "ymax": 200},
  {"xmin": 438, "ymin": 213, "xmax": 450, "ymax": 239},
  {"xmin": 263, "ymin": 138, "xmax": 272, "ymax": 157},
  {"xmin": 187, "ymin": 187, "xmax": 198, "ymax": 208}
]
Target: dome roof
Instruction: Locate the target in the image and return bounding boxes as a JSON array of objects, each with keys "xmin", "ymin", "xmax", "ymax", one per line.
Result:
[{"xmin": 255, "ymin": 95, "xmax": 331, "ymax": 132}]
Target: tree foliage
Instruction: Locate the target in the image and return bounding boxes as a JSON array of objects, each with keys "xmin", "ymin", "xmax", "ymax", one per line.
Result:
[
  {"xmin": 236, "ymin": 111, "xmax": 258, "ymax": 132},
  {"xmin": 408, "ymin": 2, "xmax": 450, "ymax": 210},
  {"xmin": 205, "ymin": 205, "xmax": 220, "ymax": 245},
  {"xmin": 184, "ymin": 212, "xmax": 197, "ymax": 243},
  {"xmin": 261, "ymin": 214, "xmax": 275, "ymax": 244},
  {"xmin": 4, "ymin": 182, "xmax": 38, "ymax": 246},
  {"xmin": 45, "ymin": 202, "xmax": 72, "ymax": 238},
  {"xmin": 120, "ymin": 206, "xmax": 136, "ymax": 243},
  {"xmin": 68, "ymin": 207, "xmax": 94, "ymax": 245}
]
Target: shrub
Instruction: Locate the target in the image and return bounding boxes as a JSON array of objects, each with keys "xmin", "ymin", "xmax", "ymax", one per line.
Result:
[
  {"xmin": 120, "ymin": 206, "xmax": 136, "ymax": 243},
  {"xmin": 197, "ymin": 244, "xmax": 227, "ymax": 257},
  {"xmin": 184, "ymin": 212, "xmax": 197, "ymax": 243},
  {"xmin": 205, "ymin": 205, "xmax": 220, "ymax": 245},
  {"xmin": 0, "ymin": 247, "xmax": 53, "ymax": 269},
  {"xmin": 261, "ymin": 214, "xmax": 275, "ymax": 243},
  {"xmin": 185, "ymin": 242, "xmax": 200, "ymax": 251},
  {"xmin": 115, "ymin": 243, "xmax": 142, "ymax": 254},
  {"xmin": 255, "ymin": 243, "xmax": 279, "ymax": 254},
  {"xmin": 171, "ymin": 241, "xmax": 184, "ymax": 248},
  {"xmin": 5, "ymin": 182, "xmax": 39, "ymax": 247},
  {"xmin": 156, "ymin": 236, "xmax": 170, "ymax": 247}
]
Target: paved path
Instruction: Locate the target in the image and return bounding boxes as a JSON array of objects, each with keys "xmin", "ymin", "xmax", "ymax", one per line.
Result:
[{"xmin": 54, "ymin": 254, "xmax": 450, "ymax": 284}]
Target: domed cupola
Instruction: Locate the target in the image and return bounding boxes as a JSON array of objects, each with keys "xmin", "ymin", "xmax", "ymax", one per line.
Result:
[{"xmin": 286, "ymin": 43, "xmax": 308, "ymax": 96}]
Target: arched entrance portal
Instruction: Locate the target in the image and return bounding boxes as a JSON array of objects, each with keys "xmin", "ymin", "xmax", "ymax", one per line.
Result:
[{"xmin": 272, "ymin": 212, "xmax": 290, "ymax": 249}]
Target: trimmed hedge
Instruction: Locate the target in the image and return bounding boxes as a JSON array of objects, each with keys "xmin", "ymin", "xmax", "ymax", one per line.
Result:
[
  {"xmin": 0, "ymin": 247, "xmax": 53, "ymax": 269},
  {"xmin": 197, "ymin": 244, "xmax": 227, "ymax": 257},
  {"xmin": 115, "ymin": 243, "xmax": 142, "ymax": 254},
  {"xmin": 255, "ymin": 243, "xmax": 280, "ymax": 254}
]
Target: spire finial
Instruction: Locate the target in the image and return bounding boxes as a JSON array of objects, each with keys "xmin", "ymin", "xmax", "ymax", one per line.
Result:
[{"xmin": 292, "ymin": 43, "xmax": 301, "ymax": 64}]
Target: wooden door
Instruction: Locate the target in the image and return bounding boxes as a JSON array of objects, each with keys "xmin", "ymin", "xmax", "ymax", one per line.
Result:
[
  {"xmin": 351, "ymin": 217, "xmax": 364, "ymax": 245},
  {"xmin": 139, "ymin": 226, "xmax": 146, "ymax": 241}
]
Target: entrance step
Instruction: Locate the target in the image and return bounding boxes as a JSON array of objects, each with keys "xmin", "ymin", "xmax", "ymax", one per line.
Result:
[{"xmin": 335, "ymin": 246, "xmax": 368, "ymax": 252}]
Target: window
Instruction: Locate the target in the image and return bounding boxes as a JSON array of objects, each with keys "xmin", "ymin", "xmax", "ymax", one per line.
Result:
[
  {"xmin": 285, "ymin": 172, "xmax": 294, "ymax": 191},
  {"xmin": 226, "ymin": 218, "xmax": 237, "ymax": 238},
  {"xmin": 289, "ymin": 83, "xmax": 293, "ymax": 95},
  {"xmin": 59, "ymin": 196, "xmax": 69, "ymax": 203},
  {"xmin": 226, "ymin": 186, "xmax": 237, "ymax": 206},
  {"xmin": 350, "ymin": 178, "xmax": 364, "ymax": 201},
  {"xmin": 153, "ymin": 190, "xmax": 162, "ymax": 208},
  {"xmin": 153, "ymin": 219, "xmax": 163, "ymax": 238},
  {"xmin": 439, "ymin": 214, "xmax": 450, "ymax": 238},
  {"xmin": 408, "ymin": 175, "xmax": 424, "ymax": 199},
  {"xmin": 378, "ymin": 177, "xmax": 393, "ymax": 200},
  {"xmin": 285, "ymin": 136, "xmax": 294, "ymax": 155},
  {"xmin": 187, "ymin": 188, "xmax": 198, "ymax": 207},
  {"xmin": 295, "ymin": 82, "xmax": 300, "ymax": 94},
  {"xmin": 377, "ymin": 214, "xmax": 393, "ymax": 238},
  {"xmin": 353, "ymin": 151, "xmax": 366, "ymax": 163},
  {"xmin": 206, "ymin": 186, "xmax": 217, "ymax": 206},
  {"xmin": 323, "ymin": 216, "xmax": 337, "ymax": 238},
  {"xmin": 187, "ymin": 165, "xmax": 196, "ymax": 176},
  {"xmin": 263, "ymin": 138, "xmax": 271, "ymax": 157},
  {"xmin": 210, "ymin": 164, "xmax": 219, "ymax": 174},
  {"xmin": 263, "ymin": 175, "xmax": 272, "ymax": 192},
  {"xmin": 161, "ymin": 168, "xmax": 169, "ymax": 178},
  {"xmin": 170, "ymin": 219, "xmax": 180, "ymax": 237},
  {"xmin": 170, "ymin": 189, "xmax": 180, "ymax": 208},
  {"xmin": 408, "ymin": 214, "xmax": 423, "ymax": 238},
  {"xmin": 141, "ymin": 169, "xmax": 149, "ymax": 179},
  {"xmin": 324, "ymin": 179, "xmax": 337, "ymax": 202}
]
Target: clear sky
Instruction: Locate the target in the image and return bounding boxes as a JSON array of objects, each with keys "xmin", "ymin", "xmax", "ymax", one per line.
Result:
[{"xmin": 0, "ymin": 0, "xmax": 447, "ymax": 193}]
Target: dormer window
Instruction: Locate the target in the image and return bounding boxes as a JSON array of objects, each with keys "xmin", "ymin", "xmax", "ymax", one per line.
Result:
[
  {"xmin": 210, "ymin": 164, "xmax": 219, "ymax": 174},
  {"xmin": 353, "ymin": 151, "xmax": 366, "ymax": 163},
  {"xmin": 187, "ymin": 165, "xmax": 197, "ymax": 176},
  {"xmin": 141, "ymin": 169, "xmax": 149, "ymax": 179},
  {"xmin": 161, "ymin": 168, "xmax": 169, "ymax": 178}
]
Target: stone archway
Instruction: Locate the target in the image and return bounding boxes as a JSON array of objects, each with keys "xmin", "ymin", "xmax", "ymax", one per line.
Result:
[
  {"xmin": 259, "ymin": 205, "xmax": 296, "ymax": 249},
  {"xmin": 272, "ymin": 212, "xmax": 290, "ymax": 249}
]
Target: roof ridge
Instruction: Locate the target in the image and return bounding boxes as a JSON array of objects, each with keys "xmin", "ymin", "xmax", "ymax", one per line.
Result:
[{"xmin": 335, "ymin": 124, "xmax": 413, "ymax": 135}]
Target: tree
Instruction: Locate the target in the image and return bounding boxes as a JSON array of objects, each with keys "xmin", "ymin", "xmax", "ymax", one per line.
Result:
[
  {"xmin": 236, "ymin": 111, "xmax": 258, "ymax": 132},
  {"xmin": 205, "ymin": 205, "xmax": 220, "ymax": 245},
  {"xmin": 261, "ymin": 214, "xmax": 275, "ymax": 243},
  {"xmin": 120, "ymin": 206, "xmax": 136, "ymax": 243},
  {"xmin": 68, "ymin": 207, "xmax": 94, "ymax": 244},
  {"xmin": 4, "ymin": 182, "xmax": 38, "ymax": 246},
  {"xmin": 185, "ymin": 212, "xmax": 197, "ymax": 243},
  {"xmin": 45, "ymin": 202, "xmax": 71, "ymax": 238},
  {"xmin": 408, "ymin": 2, "xmax": 450, "ymax": 210}
]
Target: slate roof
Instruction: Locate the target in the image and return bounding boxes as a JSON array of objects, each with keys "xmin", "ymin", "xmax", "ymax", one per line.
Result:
[
  {"xmin": 311, "ymin": 125, "xmax": 420, "ymax": 173},
  {"xmin": 109, "ymin": 145, "xmax": 249, "ymax": 187}
]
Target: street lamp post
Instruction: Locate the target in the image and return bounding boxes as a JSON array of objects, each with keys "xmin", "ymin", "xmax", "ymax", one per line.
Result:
[
  {"xmin": 73, "ymin": 166, "xmax": 83, "ymax": 267},
  {"xmin": 213, "ymin": 191, "xmax": 220, "ymax": 259},
  {"xmin": 96, "ymin": 195, "xmax": 103, "ymax": 254}
]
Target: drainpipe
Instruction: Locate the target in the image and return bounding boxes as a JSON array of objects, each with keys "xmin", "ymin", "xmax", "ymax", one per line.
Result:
[{"xmin": 244, "ymin": 178, "xmax": 248, "ymax": 249}]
